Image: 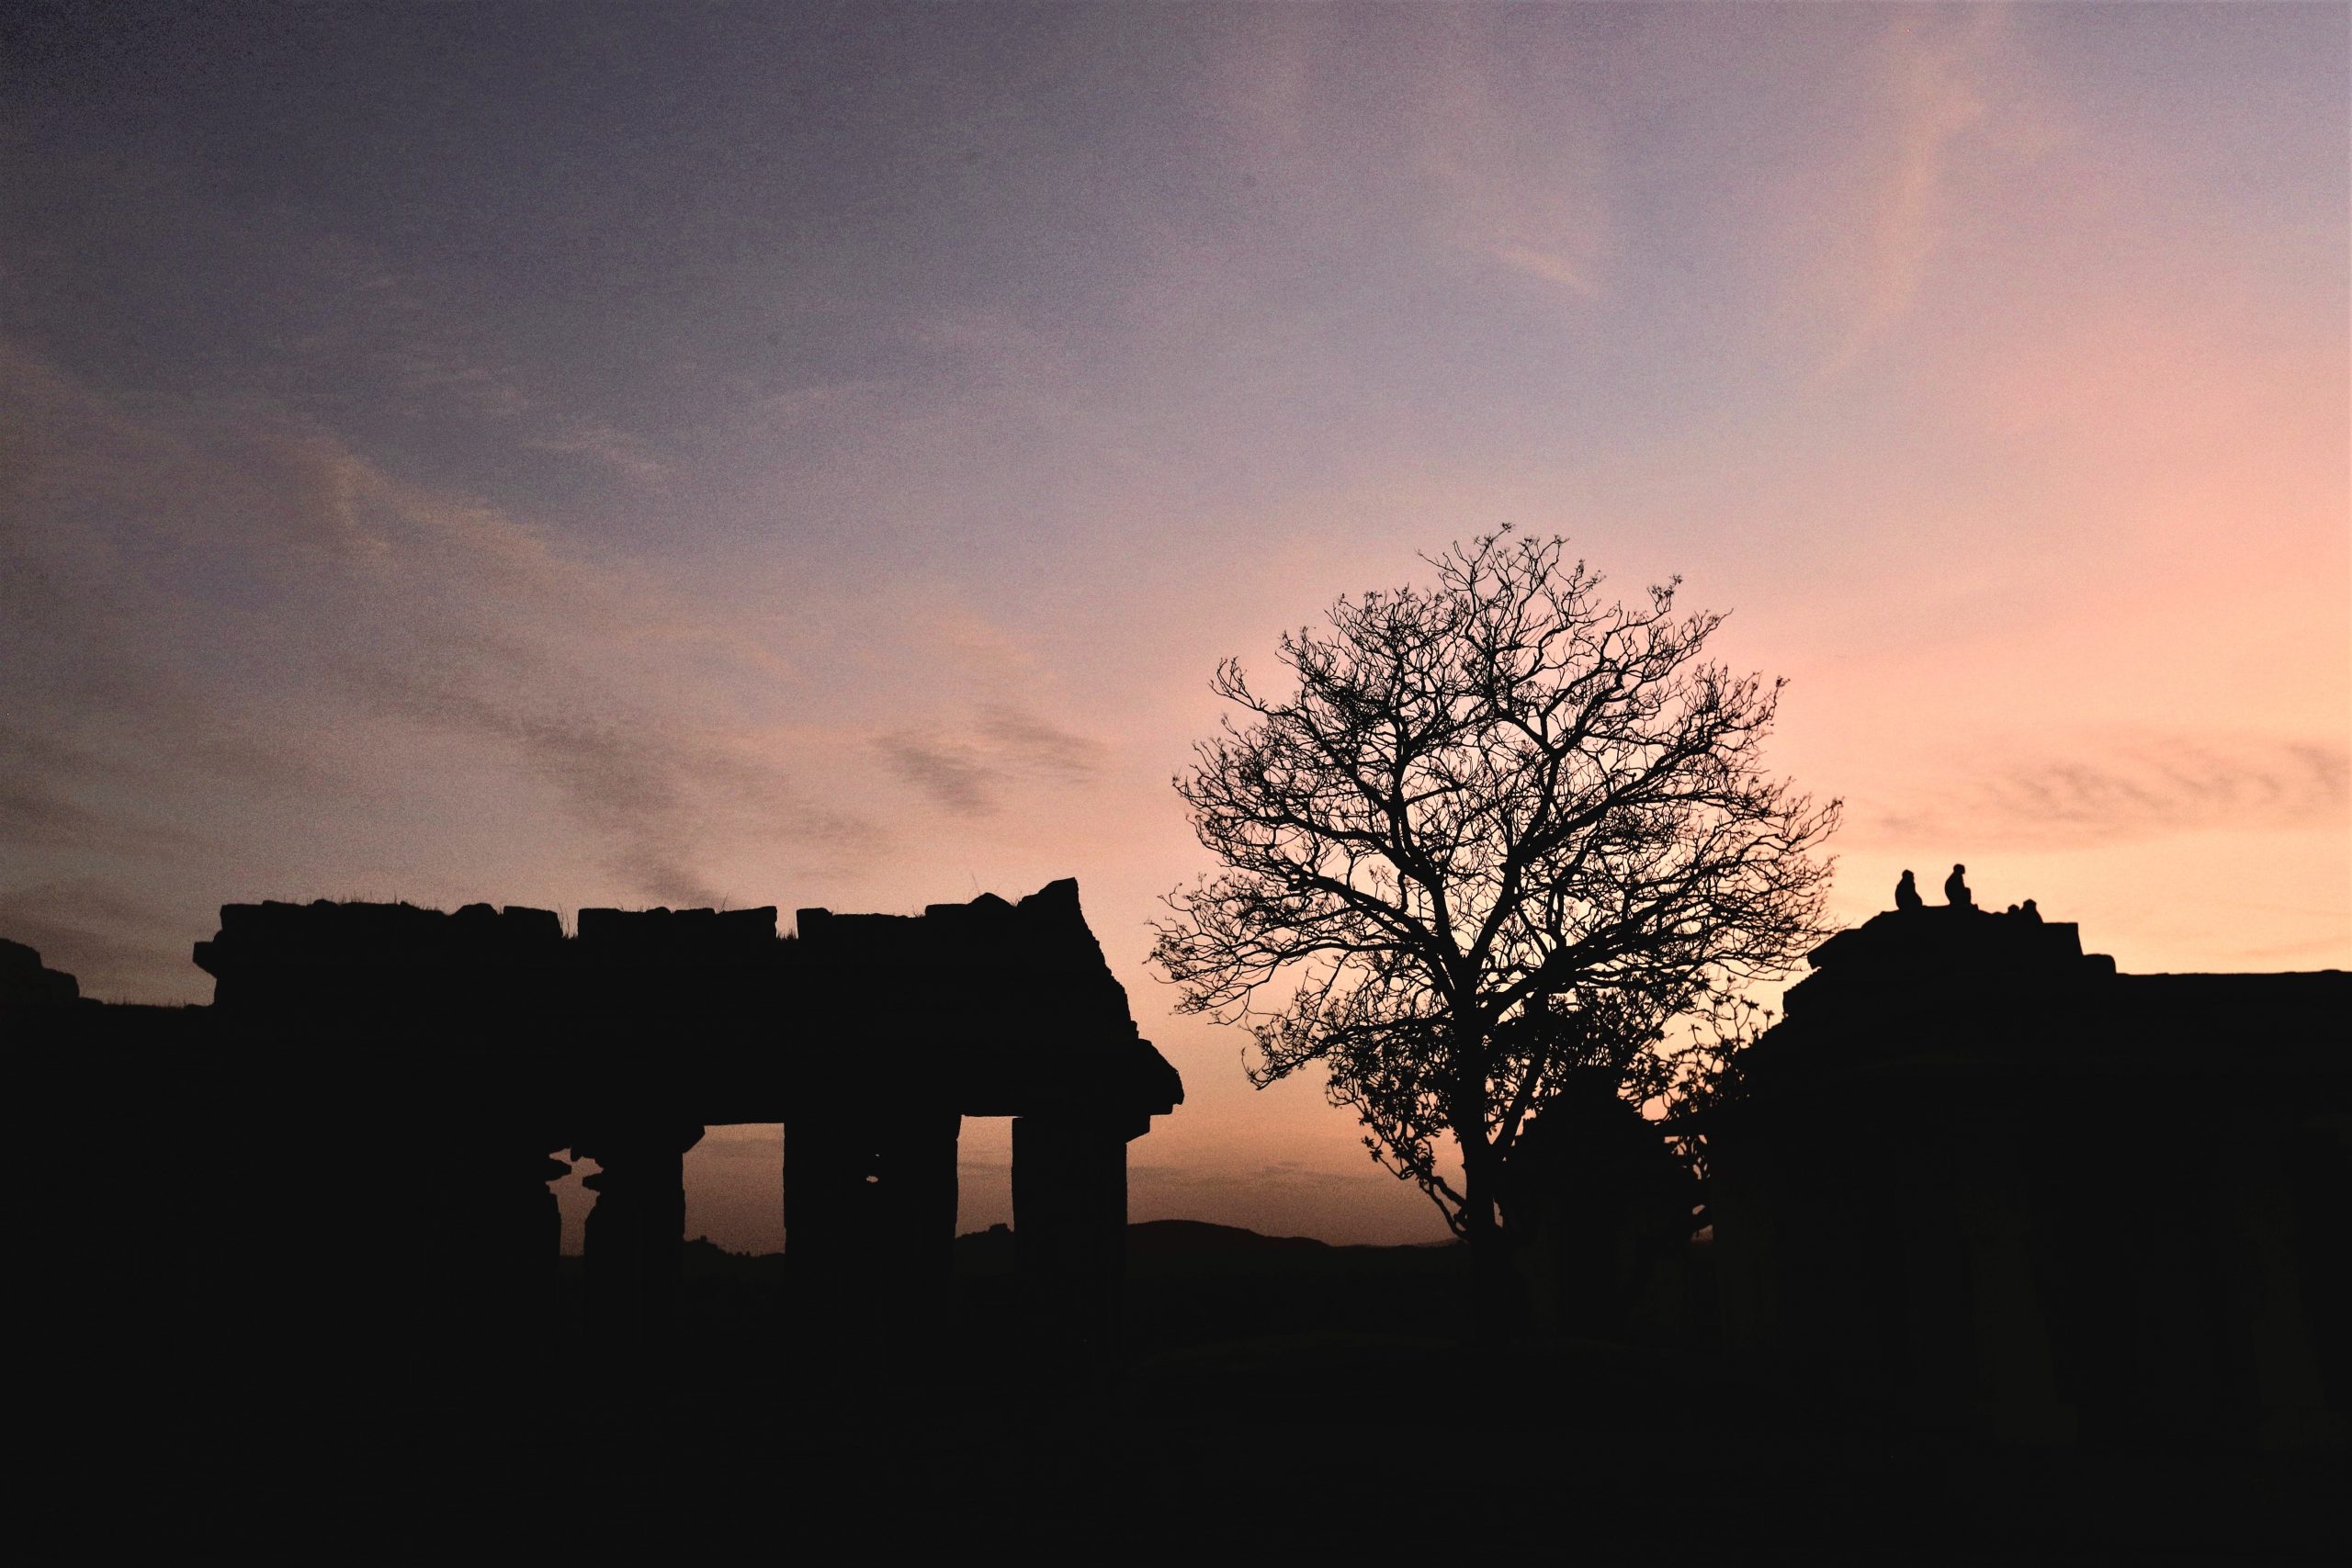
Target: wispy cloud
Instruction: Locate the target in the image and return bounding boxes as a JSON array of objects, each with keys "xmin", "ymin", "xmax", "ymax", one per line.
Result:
[
  {"xmin": 1412, "ymin": 19, "xmax": 1608, "ymax": 299},
  {"xmin": 343, "ymin": 665, "xmax": 849, "ymax": 908},
  {"xmin": 0, "ymin": 764, "xmax": 201, "ymax": 857},
  {"xmin": 1814, "ymin": 9, "xmax": 2002, "ymax": 377},
  {"xmin": 0, "ymin": 337, "xmax": 885, "ymax": 975},
  {"xmin": 876, "ymin": 734, "xmax": 997, "ymax": 817},
  {"xmin": 525, "ymin": 421, "xmax": 669, "ymax": 486},
  {"xmin": 977, "ymin": 704, "xmax": 1108, "ymax": 782},
  {"xmin": 0, "ymin": 876, "xmax": 211, "ymax": 1002},
  {"xmin": 1488, "ymin": 243, "xmax": 1599, "ymax": 296},
  {"xmin": 876, "ymin": 704, "xmax": 1110, "ymax": 817},
  {"xmin": 1868, "ymin": 736, "xmax": 2350, "ymax": 850}
]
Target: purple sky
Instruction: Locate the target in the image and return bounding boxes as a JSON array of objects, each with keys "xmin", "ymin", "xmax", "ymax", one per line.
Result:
[{"xmin": 6, "ymin": 3, "xmax": 2346, "ymax": 1246}]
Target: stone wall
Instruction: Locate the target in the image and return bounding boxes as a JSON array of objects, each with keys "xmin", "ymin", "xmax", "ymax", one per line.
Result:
[{"xmin": 1712, "ymin": 904, "xmax": 2348, "ymax": 1451}]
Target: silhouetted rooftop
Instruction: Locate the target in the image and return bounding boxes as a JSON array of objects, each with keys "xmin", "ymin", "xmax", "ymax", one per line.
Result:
[
  {"xmin": 176, "ymin": 877, "xmax": 1179, "ymax": 1122},
  {"xmin": 1758, "ymin": 902, "xmax": 2346, "ymax": 1079}
]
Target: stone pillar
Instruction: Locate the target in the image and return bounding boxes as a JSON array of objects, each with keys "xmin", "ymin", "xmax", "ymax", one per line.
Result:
[
  {"xmin": 783, "ymin": 1111, "xmax": 865, "ymax": 1288},
  {"xmin": 374, "ymin": 1130, "xmax": 574, "ymax": 1426},
  {"xmin": 408, "ymin": 1134, "xmax": 568, "ymax": 1311},
  {"xmin": 785, "ymin": 1108, "xmax": 961, "ymax": 1382},
  {"xmin": 1952, "ymin": 1131, "xmax": 2075, "ymax": 1445},
  {"xmin": 1012, "ymin": 1115, "xmax": 1129, "ymax": 1367},
  {"xmin": 878, "ymin": 1111, "xmax": 962, "ymax": 1297},
  {"xmin": 576, "ymin": 1122, "xmax": 704, "ymax": 1341},
  {"xmin": 2220, "ymin": 1123, "xmax": 2345, "ymax": 1448},
  {"xmin": 1703, "ymin": 1133, "xmax": 1783, "ymax": 1374}
]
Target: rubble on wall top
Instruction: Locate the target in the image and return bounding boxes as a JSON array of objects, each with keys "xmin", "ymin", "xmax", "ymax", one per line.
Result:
[
  {"xmin": 574, "ymin": 906, "xmax": 779, "ymax": 951},
  {"xmin": 188, "ymin": 878, "xmax": 1118, "ymax": 1004},
  {"xmin": 1781, "ymin": 903, "xmax": 2117, "ymax": 1023},
  {"xmin": 1, "ymin": 938, "xmax": 79, "ymax": 1010},
  {"xmin": 1805, "ymin": 903, "xmax": 2104, "ymax": 976},
  {"xmin": 795, "ymin": 877, "xmax": 1083, "ymax": 942},
  {"xmin": 198, "ymin": 898, "xmax": 567, "ymax": 975}
]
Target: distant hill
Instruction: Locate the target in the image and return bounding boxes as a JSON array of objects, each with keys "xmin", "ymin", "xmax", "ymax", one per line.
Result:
[
  {"xmin": 949, "ymin": 1218, "xmax": 1435, "ymax": 1272},
  {"xmin": 656, "ymin": 1220, "xmax": 1437, "ymax": 1274},
  {"xmin": 1125, "ymin": 1218, "xmax": 1333, "ymax": 1258}
]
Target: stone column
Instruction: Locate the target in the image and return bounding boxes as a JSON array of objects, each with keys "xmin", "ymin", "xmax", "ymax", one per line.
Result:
[
  {"xmin": 783, "ymin": 1110, "xmax": 864, "ymax": 1288},
  {"xmin": 576, "ymin": 1121, "xmax": 705, "ymax": 1341},
  {"xmin": 786, "ymin": 1108, "xmax": 961, "ymax": 1376},
  {"xmin": 2221, "ymin": 1122, "xmax": 2345, "ymax": 1448},
  {"xmin": 1012, "ymin": 1115, "xmax": 1129, "ymax": 1369},
  {"xmin": 1952, "ymin": 1130, "xmax": 2075, "ymax": 1445},
  {"xmin": 379, "ymin": 1129, "xmax": 575, "ymax": 1426}
]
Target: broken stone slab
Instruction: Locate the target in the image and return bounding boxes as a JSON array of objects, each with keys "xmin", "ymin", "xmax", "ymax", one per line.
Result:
[{"xmin": 0, "ymin": 938, "xmax": 78, "ymax": 1010}]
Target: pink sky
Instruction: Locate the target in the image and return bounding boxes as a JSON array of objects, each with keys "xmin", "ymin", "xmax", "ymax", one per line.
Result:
[{"xmin": 5, "ymin": 4, "xmax": 2345, "ymax": 1246}]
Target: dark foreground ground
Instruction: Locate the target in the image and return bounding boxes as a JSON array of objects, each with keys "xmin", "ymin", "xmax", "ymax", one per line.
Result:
[{"xmin": 58, "ymin": 1222, "xmax": 2348, "ymax": 1560}]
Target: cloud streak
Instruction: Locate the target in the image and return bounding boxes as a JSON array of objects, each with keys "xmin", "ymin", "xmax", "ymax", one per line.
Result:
[
  {"xmin": 1868, "ymin": 736, "xmax": 2350, "ymax": 851},
  {"xmin": 0, "ymin": 876, "xmax": 212, "ymax": 1002},
  {"xmin": 877, "ymin": 703, "xmax": 1109, "ymax": 817},
  {"xmin": 0, "ymin": 336, "xmax": 886, "ymax": 987},
  {"xmin": 1803, "ymin": 9, "xmax": 2004, "ymax": 378}
]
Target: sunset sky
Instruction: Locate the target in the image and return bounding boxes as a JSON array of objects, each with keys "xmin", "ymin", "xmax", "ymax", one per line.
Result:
[{"xmin": 6, "ymin": 3, "xmax": 2346, "ymax": 1247}]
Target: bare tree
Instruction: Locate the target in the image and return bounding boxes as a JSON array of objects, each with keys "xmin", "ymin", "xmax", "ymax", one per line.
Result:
[{"xmin": 1149, "ymin": 530, "xmax": 1838, "ymax": 1335}]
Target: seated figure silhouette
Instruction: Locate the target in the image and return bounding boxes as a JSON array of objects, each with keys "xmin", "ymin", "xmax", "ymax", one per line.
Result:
[
  {"xmin": 2018, "ymin": 897, "xmax": 2041, "ymax": 922},
  {"xmin": 1944, "ymin": 863, "xmax": 1973, "ymax": 908},
  {"xmin": 1894, "ymin": 870, "xmax": 1923, "ymax": 912}
]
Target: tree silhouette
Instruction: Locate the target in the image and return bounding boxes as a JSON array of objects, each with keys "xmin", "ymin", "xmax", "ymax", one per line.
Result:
[{"xmin": 1149, "ymin": 530, "xmax": 1838, "ymax": 1335}]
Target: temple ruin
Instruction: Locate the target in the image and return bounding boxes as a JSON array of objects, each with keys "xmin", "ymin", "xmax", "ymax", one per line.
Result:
[
  {"xmin": 12, "ymin": 878, "xmax": 1181, "ymax": 1402},
  {"xmin": 1709, "ymin": 901, "xmax": 2348, "ymax": 1450}
]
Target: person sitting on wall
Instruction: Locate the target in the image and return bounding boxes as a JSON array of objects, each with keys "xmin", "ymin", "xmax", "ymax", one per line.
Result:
[
  {"xmin": 2019, "ymin": 898, "xmax": 2041, "ymax": 922},
  {"xmin": 1895, "ymin": 870, "xmax": 1924, "ymax": 912},
  {"xmin": 1945, "ymin": 863, "xmax": 1973, "ymax": 908}
]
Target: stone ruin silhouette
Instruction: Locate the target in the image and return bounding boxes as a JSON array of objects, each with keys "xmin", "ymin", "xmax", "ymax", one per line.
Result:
[
  {"xmin": 1708, "ymin": 897, "xmax": 2349, "ymax": 1450},
  {"xmin": 9, "ymin": 874, "xmax": 2346, "ymax": 1464},
  {"xmin": 10, "ymin": 878, "xmax": 1181, "ymax": 1417}
]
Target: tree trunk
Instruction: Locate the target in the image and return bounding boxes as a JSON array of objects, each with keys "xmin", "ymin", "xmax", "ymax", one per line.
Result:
[
  {"xmin": 1455, "ymin": 1062, "xmax": 1519, "ymax": 1347},
  {"xmin": 1464, "ymin": 1194, "xmax": 1519, "ymax": 1348}
]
